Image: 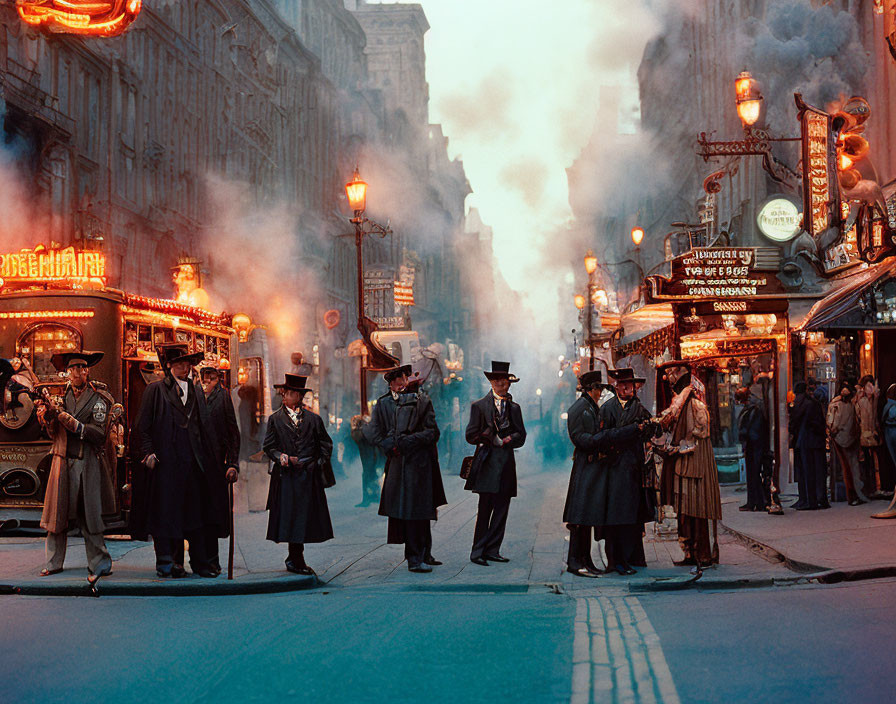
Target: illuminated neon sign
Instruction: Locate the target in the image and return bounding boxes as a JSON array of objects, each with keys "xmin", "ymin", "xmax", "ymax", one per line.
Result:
[
  {"xmin": 0, "ymin": 245, "xmax": 106, "ymax": 284},
  {"xmin": 16, "ymin": 0, "xmax": 142, "ymax": 37}
]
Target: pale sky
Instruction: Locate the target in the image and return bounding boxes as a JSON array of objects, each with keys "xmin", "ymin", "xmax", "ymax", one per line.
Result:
[{"xmin": 389, "ymin": 0, "xmax": 661, "ymax": 292}]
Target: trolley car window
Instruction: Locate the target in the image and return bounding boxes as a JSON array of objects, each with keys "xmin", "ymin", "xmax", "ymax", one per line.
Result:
[{"xmin": 17, "ymin": 324, "xmax": 82, "ymax": 379}]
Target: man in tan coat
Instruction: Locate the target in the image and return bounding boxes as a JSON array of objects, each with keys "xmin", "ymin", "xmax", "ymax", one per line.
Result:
[
  {"xmin": 37, "ymin": 351, "xmax": 117, "ymax": 586},
  {"xmin": 660, "ymin": 366, "xmax": 722, "ymax": 569}
]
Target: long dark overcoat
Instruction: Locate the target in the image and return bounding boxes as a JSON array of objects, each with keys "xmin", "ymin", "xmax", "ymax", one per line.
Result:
[
  {"xmin": 200, "ymin": 383, "xmax": 241, "ymax": 538},
  {"xmin": 463, "ymin": 393, "xmax": 526, "ymax": 496},
  {"xmin": 365, "ymin": 391, "xmax": 447, "ymax": 522},
  {"xmin": 263, "ymin": 406, "xmax": 334, "ymax": 544},
  {"xmin": 563, "ymin": 394, "xmax": 645, "ymax": 526},
  {"xmin": 132, "ymin": 376, "xmax": 216, "ymax": 541},
  {"xmin": 563, "ymin": 394, "xmax": 606, "ymax": 526},
  {"xmin": 599, "ymin": 395, "xmax": 653, "ymax": 525}
]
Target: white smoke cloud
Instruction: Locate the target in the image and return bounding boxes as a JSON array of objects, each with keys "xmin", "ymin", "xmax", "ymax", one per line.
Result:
[{"xmin": 199, "ymin": 175, "xmax": 325, "ymax": 353}]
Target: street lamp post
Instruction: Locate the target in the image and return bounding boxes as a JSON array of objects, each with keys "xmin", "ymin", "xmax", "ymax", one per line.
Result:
[
  {"xmin": 345, "ymin": 167, "xmax": 394, "ymax": 415},
  {"xmin": 583, "ymin": 251, "xmax": 598, "ymax": 370}
]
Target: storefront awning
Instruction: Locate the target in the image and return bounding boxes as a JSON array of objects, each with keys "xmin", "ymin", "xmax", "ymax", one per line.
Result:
[
  {"xmin": 617, "ymin": 304, "xmax": 675, "ymax": 357},
  {"xmin": 793, "ymin": 258, "xmax": 896, "ymax": 331}
]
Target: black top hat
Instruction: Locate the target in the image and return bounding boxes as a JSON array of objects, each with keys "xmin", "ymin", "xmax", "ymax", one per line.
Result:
[
  {"xmin": 274, "ymin": 373, "xmax": 312, "ymax": 394},
  {"xmin": 199, "ymin": 364, "xmax": 223, "ymax": 376},
  {"xmin": 608, "ymin": 367, "xmax": 646, "ymax": 384},
  {"xmin": 156, "ymin": 343, "xmax": 204, "ymax": 369},
  {"xmin": 577, "ymin": 370, "xmax": 604, "ymax": 391},
  {"xmin": 51, "ymin": 350, "xmax": 104, "ymax": 372},
  {"xmin": 383, "ymin": 364, "xmax": 412, "ymax": 382},
  {"xmin": 483, "ymin": 361, "xmax": 520, "ymax": 383}
]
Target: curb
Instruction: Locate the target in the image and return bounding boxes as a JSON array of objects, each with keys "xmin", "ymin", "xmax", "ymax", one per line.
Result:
[
  {"xmin": 720, "ymin": 521, "xmax": 830, "ymax": 573},
  {"xmin": 0, "ymin": 573, "xmax": 320, "ymax": 597},
  {"xmin": 629, "ymin": 520, "xmax": 896, "ymax": 592}
]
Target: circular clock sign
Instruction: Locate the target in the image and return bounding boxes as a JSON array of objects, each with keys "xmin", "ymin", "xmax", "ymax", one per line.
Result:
[{"xmin": 757, "ymin": 198, "xmax": 802, "ymax": 242}]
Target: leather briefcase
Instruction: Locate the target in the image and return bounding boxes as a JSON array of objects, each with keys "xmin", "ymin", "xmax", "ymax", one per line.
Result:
[{"xmin": 459, "ymin": 455, "xmax": 474, "ymax": 480}]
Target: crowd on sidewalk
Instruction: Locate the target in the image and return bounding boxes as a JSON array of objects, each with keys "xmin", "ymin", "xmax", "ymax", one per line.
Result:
[
  {"xmin": 786, "ymin": 376, "xmax": 896, "ymax": 516},
  {"xmin": 14, "ymin": 335, "xmax": 896, "ymax": 591}
]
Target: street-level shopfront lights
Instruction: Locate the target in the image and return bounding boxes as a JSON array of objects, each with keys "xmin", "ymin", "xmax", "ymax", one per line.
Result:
[
  {"xmin": 631, "ymin": 226, "xmax": 644, "ymax": 247},
  {"xmin": 574, "ymin": 294, "xmax": 586, "ymax": 310},
  {"xmin": 734, "ymin": 70, "xmax": 762, "ymax": 128},
  {"xmin": 584, "ymin": 251, "xmax": 599, "ymax": 275},
  {"xmin": 345, "ymin": 167, "xmax": 368, "ymax": 221}
]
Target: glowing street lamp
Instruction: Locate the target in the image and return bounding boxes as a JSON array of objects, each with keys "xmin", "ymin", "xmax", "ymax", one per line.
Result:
[
  {"xmin": 631, "ymin": 226, "xmax": 644, "ymax": 247},
  {"xmin": 345, "ymin": 167, "xmax": 368, "ymax": 220},
  {"xmin": 584, "ymin": 251, "xmax": 598, "ymax": 275},
  {"xmin": 574, "ymin": 294, "xmax": 586, "ymax": 310},
  {"xmin": 735, "ymin": 70, "xmax": 762, "ymax": 128},
  {"xmin": 344, "ymin": 167, "xmax": 394, "ymax": 414}
]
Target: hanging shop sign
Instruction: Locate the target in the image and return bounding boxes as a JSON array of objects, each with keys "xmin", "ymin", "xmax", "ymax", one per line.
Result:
[
  {"xmin": 645, "ymin": 247, "xmax": 785, "ymax": 302},
  {"xmin": 0, "ymin": 245, "xmax": 106, "ymax": 286},
  {"xmin": 796, "ymin": 94, "xmax": 840, "ymax": 239},
  {"xmin": 323, "ymin": 309, "xmax": 341, "ymax": 330},
  {"xmin": 393, "ymin": 283, "xmax": 415, "ymax": 306},
  {"xmin": 756, "ymin": 197, "xmax": 802, "ymax": 243}
]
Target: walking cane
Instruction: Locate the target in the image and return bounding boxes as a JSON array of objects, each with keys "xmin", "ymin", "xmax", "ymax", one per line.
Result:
[{"xmin": 228, "ymin": 482, "xmax": 235, "ymax": 580}]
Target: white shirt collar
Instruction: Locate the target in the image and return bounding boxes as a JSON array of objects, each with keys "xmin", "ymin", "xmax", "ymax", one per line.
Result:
[{"xmin": 174, "ymin": 376, "xmax": 189, "ymax": 404}]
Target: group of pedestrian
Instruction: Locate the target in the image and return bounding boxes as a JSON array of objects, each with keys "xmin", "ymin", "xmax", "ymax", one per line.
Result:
[
  {"xmin": 33, "ymin": 342, "xmax": 242, "ymax": 584},
  {"xmin": 563, "ymin": 365, "xmax": 722, "ymax": 577},
  {"xmin": 32, "ymin": 345, "xmax": 729, "ymax": 582},
  {"xmin": 789, "ymin": 375, "xmax": 896, "ymax": 511}
]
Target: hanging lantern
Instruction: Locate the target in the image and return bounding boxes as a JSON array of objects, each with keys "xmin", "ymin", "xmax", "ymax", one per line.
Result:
[
  {"xmin": 734, "ymin": 71, "xmax": 763, "ymax": 127},
  {"xmin": 17, "ymin": 0, "xmax": 143, "ymax": 37},
  {"xmin": 345, "ymin": 167, "xmax": 368, "ymax": 214}
]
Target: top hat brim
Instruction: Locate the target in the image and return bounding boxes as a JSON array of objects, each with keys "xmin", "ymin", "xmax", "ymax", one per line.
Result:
[
  {"xmin": 610, "ymin": 375, "xmax": 646, "ymax": 385},
  {"xmin": 50, "ymin": 351, "xmax": 104, "ymax": 372},
  {"xmin": 274, "ymin": 383, "xmax": 312, "ymax": 394},
  {"xmin": 483, "ymin": 371, "xmax": 520, "ymax": 383},
  {"xmin": 159, "ymin": 350, "xmax": 205, "ymax": 367},
  {"xmin": 384, "ymin": 364, "xmax": 413, "ymax": 382}
]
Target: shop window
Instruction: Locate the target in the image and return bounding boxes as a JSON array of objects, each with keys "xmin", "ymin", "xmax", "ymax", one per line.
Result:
[{"xmin": 17, "ymin": 324, "xmax": 82, "ymax": 380}]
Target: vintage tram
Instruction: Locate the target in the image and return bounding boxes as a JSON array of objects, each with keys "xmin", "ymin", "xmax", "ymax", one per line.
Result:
[{"xmin": 0, "ymin": 249, "xmax": 235, "ymax": 532}]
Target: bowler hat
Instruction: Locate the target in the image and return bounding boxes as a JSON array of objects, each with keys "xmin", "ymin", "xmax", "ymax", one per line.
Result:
[
  {"xmin": 51, "ymin": 350, "xmax": 104, "ymax": 372},
  {"xmin": 274, "ymin": 373, "xmax": 312, "ymax": 394},
  {"xmin": 483, "ymin": 361, "xmax": 520, "ymax": 383},
  {"xmin": 383, "ymin": 364, "xmax": 412, "ymax": 382},
  {"xmin": 608, "ymin": 367, "xmax": 645, "ymax": 384},
  {"xmin": 577, "ymin": 370, "xmax": 604, "ymax": 391},
  {"xmin": 156, "ymin": 343, "xmax": 204, "ymax": 368}
]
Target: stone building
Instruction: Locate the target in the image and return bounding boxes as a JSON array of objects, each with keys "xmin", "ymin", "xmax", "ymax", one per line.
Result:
[{"xmin": 0, "ymin": 0, "xmax": 347, "ymax": 295}]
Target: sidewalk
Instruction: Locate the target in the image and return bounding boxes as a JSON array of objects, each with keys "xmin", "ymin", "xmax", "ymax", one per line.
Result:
[
  {"xmin": 719, "ymin": 484, "xmax": 896, "ymax": 578},
  {"xmin": 0, "ymin": 462, "xmax": 799, "ymax": 597}
]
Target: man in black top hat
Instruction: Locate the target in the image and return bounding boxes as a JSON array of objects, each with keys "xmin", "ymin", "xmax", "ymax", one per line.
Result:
[
  {"xmin": 599, "ymin": 367, "xmax": 655, "ymax": 575},
  {"xmin": 563, "ymin": 370, "xmax": 608, "ymax": 577},
  {"xmin": 197, "ymin": 365, "xmax": 240, "ymax": 574},
  {"xmin": 37, "ymin": 351, "xmax": 116, "ymax": 585},
  {"xmin": 134, "ymin": 343, "xmax": 218, "ymax": 578},
  {"xmin": 464, "ymin": 361, "xmax": 527, "ymax": 566},
  {"xmin": 365, "ymin": 364, "xmax": 447, "ymax": 572},
  {"xmin": 263, "ymin": 373, "xmax": 334, "ymax": 575}
]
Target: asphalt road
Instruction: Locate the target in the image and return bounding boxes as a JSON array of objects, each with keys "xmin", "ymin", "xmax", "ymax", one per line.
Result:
[{"xmin": 3, "ymin": 578, "xmax": 894, "ymax": 704}]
